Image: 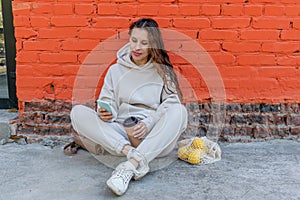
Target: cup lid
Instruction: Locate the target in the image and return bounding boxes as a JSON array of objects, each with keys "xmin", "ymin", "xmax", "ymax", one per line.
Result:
[{"xmin": 123, "ymin": 116, "xmax": 139, "ymax": 127}]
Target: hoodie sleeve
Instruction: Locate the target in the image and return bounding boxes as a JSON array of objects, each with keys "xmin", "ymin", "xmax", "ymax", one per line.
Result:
[
  {"xmin": 141, "ymin": 88, "xmax": 181, "ymax": 132},
  {"xmin": 98, "ymin": 68, "xmax": 118, "ymax": 121}
]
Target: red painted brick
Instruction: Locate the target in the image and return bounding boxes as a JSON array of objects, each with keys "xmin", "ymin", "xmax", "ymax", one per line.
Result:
[
  {"xmin": 14, "ymin": 16, "xmax": 30, "ymax": 27},
  {"xmin": 14, "ymin": 28, "xmax": 38, "ymax": 39},
  {"xmin": 281, "ymin": 30, "xmax": 300, "ymax": 40},
  {"xmin": 201, "ymin": 4, "xmax": 220, "ymax": 16},
  {"xmin": 31, "ymin": 3, "xmax": 53, "ymax": 14},
  {"xmin": 264, "ymin": 5, "xmax": 285, "ymax": 16},
  {"xmin": 39, "ymin": 28, "xmax": 78, "ymax": 38},
  {"xmin": 94, "ymin": 17, "xmax": 130, "ymax": 28},
  {"xmin": 62, "ymin": 39, "xmax": 98, "ymax": 51},
  {"xmin": 39, "ymin": 53, "xmax": 78, "ymax": 63},
  {"xmin": 97, "ymin": 3, "xmax": 118, "ymax": 15},
  {"xmin": 78, "ymin": 29, "xmax": 117, "ymax": 39},
  {"xmin": 118, "ymin": 4, "xmax": 138, "ymax": 16},
  {"xmin": 252, "ymin": 17, "xmax": 290, "ymax": 29},
  {"xmin": 240, "ymin": 30, "xmax": 279, "ymax": 40},
  {"xmin": 51, "ymin": 16, "xmax": 89, "ymax": 27},
  {"xmin": 222, "ymin": 4, "xmax": 243, "ymax": 16},
  {"xmin": 179, "ymin": 4, "xmax": 200, "ymax": 16},
  {"xmin": 16, "ymin": 51, "xmax": 39, "ymax": 63},
  {"xmin": 138, "ymin": 5, "xmax": 159, "ymax": 16},
  {"xmin": 75, "ymin": 4, "xmax": 95, "ymax": 15},
  {"xmin": 160, "ymin": 5, "xmax": 179, "ymax": 16},
  {"xmin": 53, "ymin": 4, "xmax": 73, "ymax": 15},
  {"xmin": 30, "ymin": 16, "xmax": 50, "ymax": 27},
  {"xmin": 285, "ymin": 6, "xmax": 300, "ymax": 16},
  {"xmin": 199, "ymin": 41, "xmax": 220, "ymax": 52},
  {"xmin": 237, "ymin": 54, "xmax": 276, "ymax": 66},
  {"xmin": 222, "ymin": 42, "xmax": 261, "ymax": 52},
  {"xmin": 211, "ymin": 17, "xmax": 251, "ymax": 29},
  {"xmin": 244, "ymin": 5, "xmax": 263, "ymax": 16},
  {"xmin": 262, "ymin": 42, "xmax": 299, "ymax": 53},
  {"xmin": 200, "ymin": 30, "xmax": 238, "ymax": 40},
  {"xmin": 173, "ymin": 18, "xmax": 210, "ymax": 29},
  {"xmin": 210, "ymin": 52, "xmax": 236, "ymax": 64},
  {"xmin": 23, "ymin": 40, "xmax": 60, "ymax": 51}
]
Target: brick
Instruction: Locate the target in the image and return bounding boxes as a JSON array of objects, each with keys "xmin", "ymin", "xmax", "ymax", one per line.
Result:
[
  {"xmin": 31, "ymin": 3, "xmax": 53, "ymax": 14},
  {"xmin": 179, "ymin": 4, "xmax": 200, "ymax": 16},
  {"xmin": 78, "ymin": 29, "xmax": 117, "ymax": 39},
  {"xmin": 51, "ymin": 16, "xmax": 89, "ymax": 27},
  {"xmin": 13, "ymin": 16, "xmax": 30, "ymax": 27},
  {"xmin": 30, "ymin": 16, "xmax": 50, "ymax": 27},
  {"xmin": 222, "ymin": 42, "xmax": 261, "ymax": 52},
  {"xmin": 53, "ymin": 4, "xmax": 73, "ymax": 15},
  {"xmin": 62, "ymin": 39, "xmax": 98, "ymax": 51},
  {"xmin": 211, "ymin": 17, "xmax": 251, "ymax": 29},
  {"xmin": 39, "ymin": 53, "xmax": 78, "ymax": 63},
  {"xmin": 285, "ymin": 6, "xmax": 300, "ymax": 16},
  {"xmin": 14, "ymin": 28, "xmax": 38, "ymax": 39},
  {"xmin": 39, "ymin": 28, "xmax": 78, "ymax": 39},
  {"xmin": 75, "ymin": 4, "xmax": 95, "ymax": 15},
  {"xmin": 94, "ymin": 17, "xmax": 130, "ymax": 28},
  {"xmin": 12, "ymin": 2, "xmax": 31, "ymax": 15},
  {"xmin": 287, "ymin": 116, "xmax": 300, "ymax": 126},
  {"xmin": 16, "ymin": 51, "xmax": 38, "ymax": 63},
  {"xmin": 262, "ymin": 42, "xmax": 299, "ymax": 53},
  {"xmin": 199, "ymin": 41, "xmax": 220, "ymax": 52},
  {"xmin": 201, "ymin": 4, "xmax": 220, "ymax": 16},
  {"xmin": 252, "ymin": 17, "xmax": 290, "ymax": 29},
  {"xmin": 118, "ymin": 4, "xmax": 138, "ymax": 16},
  {"xmin": 293, "ymin": 19, "xmax": 300, "ymax": 29},
  {"xmin": 173, "ymin": 18, "xmax": 210, "ymax": 29},
  {"xmin": 240, "ymin": 30, "xmax": 279, "ymax": 40},
  {"xmin": 23, "ymin": 40, "xmax": 60, "ymax": 51},
  {"xmin": 277, "ymin": 56, "xmax": 300, "ymax": 66},
  {"xmin": 138, "ymin": 5, "xmax": 159, "ymax": 16},
  {"xmin": 221, "ymin": 4, "xmax": 243, "ymax": 16},
  {"xmin": 210, "ymin": 52, "xmax": 235, "ymax": 64},
  {"xmin": 244, "ymin": 5, "xmax": 263, "ymax": 16},
  {"xmin": 160, "ymin": 5, "xmax": 179, "ymax": 16},
  {"xmin": 200, "ymin": 30, "xmax": 238, "ymax": 40},
  {"xmin": 281, "ymin": 30, "xmax": 300, "ymax": 40},
  {"xmin": 237, "ymin": 54, "xmax": 276, "ymax": 66},
  {"xmin": 264, "ymin": 5, "xmax": 285, "ymax": 16},
  {"xmin": 97, "ymin": 3, "xmax": 118, "ymax": 15}
]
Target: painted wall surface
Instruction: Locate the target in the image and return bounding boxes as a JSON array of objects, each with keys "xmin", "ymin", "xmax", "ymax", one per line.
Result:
[{"xmin": 11, "ymin": 0, "xmax": 300, "ymax": 140}]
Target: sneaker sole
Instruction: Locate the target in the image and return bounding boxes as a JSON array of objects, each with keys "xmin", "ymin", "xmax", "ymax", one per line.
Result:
[{"xmin": 106, "ymin": 179, "xmax": 123, "ymax": 196}]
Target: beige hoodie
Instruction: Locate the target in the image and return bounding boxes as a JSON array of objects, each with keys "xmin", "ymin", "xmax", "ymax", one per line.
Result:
[{"xmin": 99, "ymin": 43, "xmax": 181, "ymax": 131}]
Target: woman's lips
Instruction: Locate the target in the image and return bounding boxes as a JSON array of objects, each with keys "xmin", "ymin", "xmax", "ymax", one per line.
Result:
[{"xmin": 132, "ymin": 51, "xmax": 142, "ymax": 57}]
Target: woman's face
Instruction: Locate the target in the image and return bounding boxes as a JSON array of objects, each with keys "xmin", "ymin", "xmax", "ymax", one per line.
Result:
[{"xmin": 129, "ymin": 28, "xmax": 150, "ymax": 66}]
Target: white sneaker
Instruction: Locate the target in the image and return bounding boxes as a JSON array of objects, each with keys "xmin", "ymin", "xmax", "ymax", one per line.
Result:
[{"xmin": 106, "ymin": 161, "xmax": 135, "ymax": 196}]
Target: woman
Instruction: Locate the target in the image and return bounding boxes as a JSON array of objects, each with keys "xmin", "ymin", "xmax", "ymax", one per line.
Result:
[{"xmin": 70, "ymin": 18, "xmax": 187, "ymax": 196}]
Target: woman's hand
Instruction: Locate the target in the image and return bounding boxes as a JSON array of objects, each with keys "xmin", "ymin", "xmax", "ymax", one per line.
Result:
[
  {"xmin": 98, "ymin": 108, "xmax": 113, "ymax": 122},
  {"xmin": 132, "ymin": 122, "xmax": 148, "ymax": 139}
]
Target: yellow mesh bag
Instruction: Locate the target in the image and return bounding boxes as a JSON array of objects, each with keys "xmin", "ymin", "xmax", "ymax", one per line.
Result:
[{"xmin": 177, "ymin": 137, "xmax": 222, "ymax": 165}]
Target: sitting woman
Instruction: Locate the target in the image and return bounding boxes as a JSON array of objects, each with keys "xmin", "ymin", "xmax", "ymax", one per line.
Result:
[{"xmin": 70, "ymin": 18, "xmax": 187, "ymax": 196}]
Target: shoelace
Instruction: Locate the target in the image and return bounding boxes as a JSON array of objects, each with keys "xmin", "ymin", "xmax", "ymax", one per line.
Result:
[{"xmin": 114, "ymin": 168, "xmax": 133, "ymax": 184}]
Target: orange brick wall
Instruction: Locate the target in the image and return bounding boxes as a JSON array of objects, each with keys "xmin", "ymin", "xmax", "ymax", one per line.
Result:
[{"xmin": 13, "ymin": 0, "xmax": 300, "ymax": 113}]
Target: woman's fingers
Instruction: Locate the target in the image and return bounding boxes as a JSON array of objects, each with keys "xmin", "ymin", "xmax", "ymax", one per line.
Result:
[
  {"xmin": 133, "ymin": 122, "xmax": 147, "ymax": 139},
  {"xmin": 98, "ymin": 108, "xmax": 113, "ymax": 122}
]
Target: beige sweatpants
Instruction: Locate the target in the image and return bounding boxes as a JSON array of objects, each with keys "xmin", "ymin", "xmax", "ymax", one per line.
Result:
[{"xmin": 70, "ymin": 104, "xmax": 187, "ymax": 164}]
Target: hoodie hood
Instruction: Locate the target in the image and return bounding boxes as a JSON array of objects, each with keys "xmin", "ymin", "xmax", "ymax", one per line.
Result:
[{"xmin": 117, "ymin": 43, "xmax": 153, "ymax": 70}]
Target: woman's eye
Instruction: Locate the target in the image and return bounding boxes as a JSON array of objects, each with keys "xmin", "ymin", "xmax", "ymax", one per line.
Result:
[{"xmin": 142, "ymin": 42, "xmax": 148, "ymax": 45}]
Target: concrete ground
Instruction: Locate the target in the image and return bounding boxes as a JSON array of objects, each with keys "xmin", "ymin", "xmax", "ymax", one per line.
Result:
[{"xmin": 0, "ymin": 139, "xmax": 299, "ymax": 200}]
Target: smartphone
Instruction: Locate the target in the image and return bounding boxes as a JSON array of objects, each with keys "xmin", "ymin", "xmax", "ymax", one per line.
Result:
[{"xmin": 97, "ymin": 99, "xmax": 117, "ymax": 120}]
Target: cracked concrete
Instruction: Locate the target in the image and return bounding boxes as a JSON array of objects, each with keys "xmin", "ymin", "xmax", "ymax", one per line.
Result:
[{"xmin": 0, "ymin": 140, "xmax": 299, "ymax": 200}]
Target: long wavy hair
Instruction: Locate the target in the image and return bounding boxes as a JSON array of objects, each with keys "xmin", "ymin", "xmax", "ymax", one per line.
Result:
[{"xmin": 129, "ymin": 18, "xmax": 183, "ymax": 101}]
